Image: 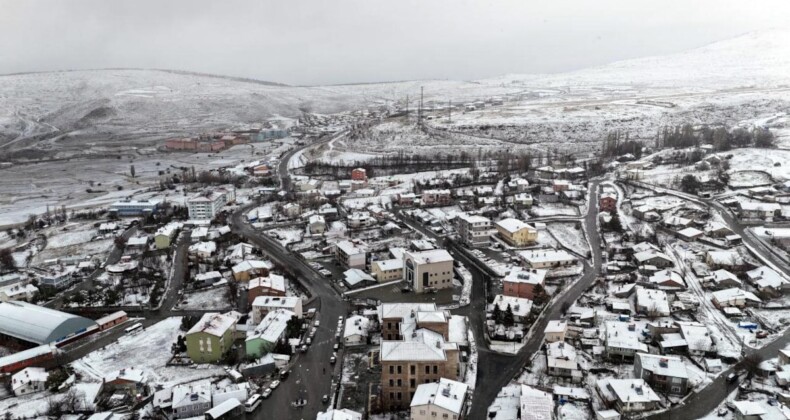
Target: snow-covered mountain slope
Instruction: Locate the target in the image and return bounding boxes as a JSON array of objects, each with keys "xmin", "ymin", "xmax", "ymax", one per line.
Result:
[{"xmin": 1, "ymin": 29, "xmax": 789, "ymax": 155}]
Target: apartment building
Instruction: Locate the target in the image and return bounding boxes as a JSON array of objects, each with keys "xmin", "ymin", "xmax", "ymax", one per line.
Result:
[
  {"xmin": 403, "ymin": 249, "xmax": 454, "ymax": 293},
  {"xmin": 495, "ymin": 218, "xmax": 538, "ymax": 247},
  {"xmin": 456, "ymin": 215, "xmax": 492, "ymax": 247}
]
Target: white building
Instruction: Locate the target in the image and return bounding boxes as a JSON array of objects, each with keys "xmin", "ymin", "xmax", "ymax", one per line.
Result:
[
  {"xmin": 635, "ymin": 287, "xmax": 670, "ymax": 317},
  {"xmin": 187, "ymin": 187, "xmax": 235, "ymax": 220},
  {"xmin": 343, "ymin": 315, "xmax": 371, "ymax": 347},
  {"xmin": 335, "ymin": 240, "xmax": 367, "ymax": 269},
  {"xmin": 11, "ymin": 367, "xmax": 48, "ymax": 396},
  {"xmin": 518, "ymin": 249, "xmax": 576, "ymax": 270},
  {"xmin": 317, "ymin": 409, "xmax": 363, "ymax": 420},
  {"xmin": 251, "ymin": 296, "xmax": 303, "ymax": 323},
  {"xmin": 456, "ymin": 214, "xmax": 492, "ymax": 247},
  {"xmin": 309, "ymin": 215, "xmax": 327, "ymax": 234},
  {"xmin": 410, "ymin": 378, "xmax": 469, "ymax": 420},
  {"xmin": 520, "ymin": 385, "xmax": 554, "ymax": 420},
  {"xmin": 403, "ymin": 249, "xmax": 455, "ymax": 293}
]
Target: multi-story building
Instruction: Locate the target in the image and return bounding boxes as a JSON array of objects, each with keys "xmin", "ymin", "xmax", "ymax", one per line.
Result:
[
  {"xmin": 251, "ymin": 296, "xmax": 303, "ymax": 323},
  {"xmin": 378, "ymin": 303, "xmax": 462, "ymax": 411},
  {"xmin": 421, "ymin": 189, "xmax": 452, "ymax": 206},
  {"xmin": 503, "ymin": 267, "xmax": 547, "ymax": 300},
  {"xmin": 403, "ymin": 249, "xmax": 454, "ymax": 293},
  {"xmin": 186, "ymin": 187, "xmax": 235, "ymax": 220},
  {"xmin": 634, "ymin": 353, "xmax": 689, "ymax": 395},
  {"xmin": 247, "ymin": 275, "xmax": 287, "ymax": 304},
  {"xmin": 110, "ymin": 200, "xmax": 158, "ymax": 217},
  {"xmin": 495, "ymin": 218, "xmax": 538, "ymax": 247},
  {"xmin": 597, "ymin": 379, "xmax": 660, "ymax": 414},
  {"xmin": 335, "ymin": 240, "xmax": 368, "ymax": 269},
  {"xmin": 599, "ymin": 192, "xmax": 617, "ymax": 213},
  {"xmin": 245, "ymin": 309, "xmax": 294, "ymax": 358},
  {"xmin": 351, "ymin": 168, "xmax": 368, "ymax": 182},
  {"xmin": 518, "ymin": 249, "xmax": 577, "ymax": 269},
  {"xmin": 371, "ymin": 259, "xmax": 404, "ymax": 282},
  {"xmin": 456, "ymin": 215, "xmax": 492, "ymax": 247},
  {"xmin": 185, "ymin": 312, "xmax": 238, "ymax": 363},
  {"xmin": 410, "ymin": 378, "xmax": 469, "ymax": 420}
]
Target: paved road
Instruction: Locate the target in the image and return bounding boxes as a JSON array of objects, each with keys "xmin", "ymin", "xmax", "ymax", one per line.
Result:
[{"xmin": 395, "ymin": 180, "xmax": 602, "ymax": 418}]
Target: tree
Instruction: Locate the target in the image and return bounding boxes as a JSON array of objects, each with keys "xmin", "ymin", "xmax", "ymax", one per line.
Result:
[
  {"xmin": 680, "ymin": 174, "xmax": 701, "ymax": 194},
  {"xmin": 0, "ymin": 248, "xmax": 15, "ymax": 271},
  {"xmin": 285, "ymin": 316, "xmax": 302, "ymax": 339},
  {"xmin": 503, "ymin": 304, "xmax": 515, "ymax": 328},
  {"xmin": 113, "ymin": 236, "xmax": 127, "ymax": 249},
  {"xmin": 754, "ymin": 128, "xmax": 775, "ymax": 148},
  {"xmin": 532, "ymin": 284, "xmax": 548, "ymax": 306},
  {"xmin": 493, "ymin": 303, "xmax": 503, "ymax": 324},
  {"xmin": 739, "ymin": 353, "xmax": 764, "ymax": 378},
  {"xmin": 130, "ymin": 164, "xmax": 136, "ymax": 178}
]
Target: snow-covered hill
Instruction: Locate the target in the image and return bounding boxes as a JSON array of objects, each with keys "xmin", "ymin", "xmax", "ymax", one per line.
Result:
[{"xmin": 1, "ymin": 29, "xmax": 789, "ymax": 155}]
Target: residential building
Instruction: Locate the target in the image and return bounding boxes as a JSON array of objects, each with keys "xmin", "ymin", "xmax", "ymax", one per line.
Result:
[
  {"xmin": 247, "ymin": 275, "xmax": 287, "ymax": 305},
  {"xmin": 635, "ymin": 288, "xmax": 670, "ymax": 317},
  {"xmin": 251, "ymin": 296, "xmax": 303, "ymax": 323},
  {"xmin": 503, "ymin": 267, "xmax": 546, "ymax": 300},
  {"xmin": 711, "ymin": 288, "xmax": 762, "ymax": 308},
  {"xmin": 422, "ymin": 189, "xmax": 452, "ymax": 206},
  {"xmin": 187, "ymin": 187, "xmax": 235, "ymax": 220},
  {"xmin": 371, "ymin": 259, "xmax": 404, "ymax": 282},
  {"xmin": 456, "ymin": 215, "xmax": 492, "ymax": 247},
  {"xmin": 317, "ymin": 409, "xmax": 363, "ymax": 420},
  {"xmin": 633, "ymin": 251, "xmax": 673, "ymax": 268},
  {"xmin": 282, "ymin": 203, "xmax": 301, "ymax": 218},
  {"xmin": 335, "ymin": 240, "xmax": 368, "ymax": 269},
  {"xmin": 731, "ymin": 401, "xmax": 767, "ymax": 420},
  {"xmin": 634, "ymin": 353, "xmax": 689, "ymax": 395},
  {"xmin": 343, "ymin": 315, "xmax": 371, "ymax": 347},
  {"xmin": 154, "ymin": 222, "xmax": 182, "ymax": 249},
  {"xmin": 544, "ymin": 320, "xmax": 568, "ymax": 343},
  {"xmin": 495, "ymin": 218, "xmax": 538, "ymax": 247},
  {"xmin": 597, "ymin": 379, "xmax": 660, "ymax": 413},
  {"xmin": 351, "ymin": 168, "xmax": 367, "ymax": 182},
  {"xmin": 490, "ymin": 294, "xmax": 533, "ymax": 323},
  {"xmin": 403, "ymin": 249, "xmax": 454, "ymax": 293},
  {"xmin": 309, "ymin": 215, "xmax": 327, "ymax": 234},
  {"xmin": 738, "ymin": 202, "xmax": 781, "ymax": 221},
  {"xmin": 706, "ymin": 250, "xmax": 748, "ymax": 272},
  {"xmin": 605, "ymin": 321, "xmax": 648, "ymax": 359},
  {"xmin": 245, "ymin": 309, "xmax": 294, "ymax": 357},
  {"xmin": 205, "ymin": 398, "xmax": 244, "ymax": 420},
  {"xmin": 708, "ymin": 269, "xmax": 741, "ymax": 289},
  {"xmin": 746, "ymin": 266, "xmax": 790, "ymax": 294},
  {"xmin": 547, "ymin": 341, "xmax": 581, "ymax": 380},
  {"xmin": 599, "ymin": 192, "xmax": 617, "ymax": 213},
  {"xmin": 231, "ymin": 260, "xmax": 273, "ymax": 281},
  {"xmin": 11, "ymin": 367, "xmax": 48, "ymax": 396},
  {"xmin": 172, "ymin": 380, "xmax": 211, "ymax": 419},
  {"xmin": 647, "ymin": 270, "xmax": 685, "ymax": 291},
  {"xmin": 185, "ymin": 313, "xmax": 237, "ymax": 363},
  {"xmin": 520, "ymin": 385, "xmax": 555, "ymax": 420},
  {"xmin": 410, "ymin": 378, "xmax": 469, "ymax": 420},
  {"xmin": 519, "ymin": 249, "xmax": 576, "ymax": 270},
  {"xmin": 379, "ymin": 303, "xmax": 446, "ymax": 341}
]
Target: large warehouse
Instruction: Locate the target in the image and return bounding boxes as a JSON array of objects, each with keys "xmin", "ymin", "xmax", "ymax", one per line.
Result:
[{"xmin": 0, "ymin": 300, "xmax": 97, "ymax": 347}]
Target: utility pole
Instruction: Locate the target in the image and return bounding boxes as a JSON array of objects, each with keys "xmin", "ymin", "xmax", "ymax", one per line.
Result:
[
  {"xmin": 448, "ymin": 100, "xmax": 452, "ymax": 123},
  {"xmin": 418, "ymin": 86, "xmax": 424, "ymax": 126},
  {"xmin": 405, "ymin": 95, "xmax": 409, "ymax": 118}
]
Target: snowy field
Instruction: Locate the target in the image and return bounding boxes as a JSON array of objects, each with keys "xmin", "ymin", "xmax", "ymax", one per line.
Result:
[
  {"xmin": 546, "ymin": 222, "xmax": 589, "ymax": 257},
  {"xmin": 177, "ymin": 286, "xmax": 232, "ymax": 311},
  {"xmin": 72, "ymin": 317, "xmax": 225, "ymax": 388}
]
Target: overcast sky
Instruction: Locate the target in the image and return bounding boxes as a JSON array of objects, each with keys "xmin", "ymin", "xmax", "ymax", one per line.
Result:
[{"xmin": 1, "ymin": 0, "xmax": 788, "ymax": 86}]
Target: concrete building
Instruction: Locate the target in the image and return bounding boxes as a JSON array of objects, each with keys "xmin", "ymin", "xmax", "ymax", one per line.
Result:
[
  {"xmin": 335, "ymin": 240, "xmax": 368, "ymax": 269},
  {"xmin": 11, "ymin": 367, "xmax": 48, "ymax": 396},
  {"xmin": 343, "ymin": 315, "xmax": 371, "ymax": 347},
  {"xmin": 456, "ymin": 214, "xmax": 492, "ymax": 247},
  {"xmin": 231, "ymin": 260, "xmax": 273, "ymax": 282},
  {"xmin": 544, "ymin": 320, "xmax": 568, "ymax": 343},
  {"xmin": 172, "ymin": 380, "xmax": 211, "ymax": 419},
  {"xmin": 495, "ymin": 218, "xmax": 538, "ymax": 247},
  {"xmin": 519, "ymin": 249, "xmax": 577, "ymax": 270},
  {"xmin": 351, "ymin": 168, "xmax": 367, "ymax": 182},
  {"xmin": 187, "ymin": 187, "xmax": 235, "ymax": 221},
  {"xmin": 247, "ymin": 275, "xmax": 287, "ymax": 305},
  {"xmin": 0, "ymin": 300, "xmax": 97, "ymax": 347},
  {"xmin": 371, "ymin": 259, "xmax": 404, "ymax": 283},
  {"xmin": 599, "ymin": 192, "xmax": 617, "ymax": 213},
  {"xmin": 245, "ymin": 309, "xmax": 294, "ymax": 358},
  {"xmin": 403, "ymin": 249, "xmax": 454, "ymax": 293},
  {"xmin": 185, "ymin": 313, "xmax": 237, "ymax": 363},
  {"xmin": 110, "ymin": 200, "xmax": 158, "ymax": 217},
  {"xmin": 251, "ymin": 296, "xmax": 303, "ymax": 323},
  {"xmin": 634, "ymin": 353, "xmax": 689, "ymax": 395},
  {"xmin": 410, "ymin": 378, "xmax": 469, "ymax": 420},
  {"xmin": 546, "ymin": 341, "xmax": 581, "ymax": 380},
  {"xmin": 597, "ymin": 379, "xmax": 660, "ymax": 414},
  {"xmin": 503, "ymin": 267, "xmax": 547, "ymax": 300},
  {"xmin": 422, "ymin": 189, "xmax": 452, "ymax": 206},
  {"xmin": 309, "ymin": 215, "xmax": 327, "ymax": 234},
  {"xmin": 154, "ymin": 222, "xmax": 182, "ymax": 249}
]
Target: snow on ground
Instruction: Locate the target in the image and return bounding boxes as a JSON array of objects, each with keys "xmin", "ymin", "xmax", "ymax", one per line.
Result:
[
  {"xmin": 177, "ymin": 286, "xmax": 232, "ymax": 310},
  {"xmin": 269, "ymin": 227, "xmax": 304, "ymax": 246},
  {"xmin": 547, "ymin": 222, "xmax": 589, "ymax": 257},
  {"xmin": 531, "ymin": 202, "xmax": 579, "ymax": 217},
  {"xmin": 557, "ymin": 402, "xmax": 592, "ymax": 420},
  {"xmin": 72, "ymin": 317, "xmax": 225, "ymax": 388}
]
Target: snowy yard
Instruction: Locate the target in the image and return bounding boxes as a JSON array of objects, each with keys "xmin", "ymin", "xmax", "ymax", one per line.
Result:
[
  {"xmin": 72, "ymin": 317, "xmax": 225, "ymax": 388},
  {"xmin": 177, "ymin": 286, "xmax": 232, "ymax": 311},
  {"xmin": 547, "ymin": 222, "xmax": 589, "ymax": 257}
]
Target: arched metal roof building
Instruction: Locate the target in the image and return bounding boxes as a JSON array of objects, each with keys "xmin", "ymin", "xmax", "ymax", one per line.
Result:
[{"xmin": 0, "ymin": 300, "xmax": 97, "ymax": 345}]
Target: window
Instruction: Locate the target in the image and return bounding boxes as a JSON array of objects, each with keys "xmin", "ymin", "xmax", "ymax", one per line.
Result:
[
  {"xmin": 389, "ymin": 379, "xmax": 394, "ymax": 386},
  {"xmin": 410, "ymin": 365, "xmax": 415, "ymax": 375},
  {"xmin": 425, "ymin": 366, "xmax": 430, "ymax": 374},
  {"xmin": 390, "ymin": 392, "xmax": 394, "ymax": 400},
  {"xmin": 397, "ymin": 365, "xmax": 402, "ymax": 374},
  {"xmin": 410, "ymin": 379, "xmax": 415, "ymax": 388},
  {"xmin": 433, "ymin": 365, "xmax": 438, "ymax": 374},
  {"xmin": 397, "ymin": 392, "xmax": 402, "ymax": 401},
  {"xmin": 389, "ymin": 366, "xmax": 394, "ymax": 374},
  {"xmin": 443, "ymin": 414, "xmax": 449, "ymax": 419},
  {"xmin": 397, "ymin": 379, "xmax": 402, "ymax": 386}
]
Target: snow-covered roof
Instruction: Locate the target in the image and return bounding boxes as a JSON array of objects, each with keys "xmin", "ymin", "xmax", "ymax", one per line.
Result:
[
  {"xmin": 636, "ymin": 353, "xmax": 688, "ymax": 378},
  {"xmin": 187, "ymin": 312, "xmax": 236, "ymax": 337},
  {"xmin": 380, "ymin": 328, "xmax": 456, "ymax": 362},
  {"xmin": 547, "ymin": 342, "xmax": 578, "ymax": 371},
  {"xmin": 492, "ymin": 295, "xmax": 533, "ymax": 318},
  {"xmin": 343, "ymin": 315, "xmax": 370, "ymax": 339},
  {"xmin": 706, "ymin": 250, "xmax": 743, "ymax": 266},
  {"xmin": 127, "ymin": 236, "xmax": 148, "ymax": 247},
  {"xmin": 504, "ymin": 267, "xmax": 546, "ymax": 285},
  {"xmin": 544, "ymin": 320, "xmax": 567, "ymax": 333},
  {"xmin": 747, "ymin": 266, "xmax": 788, "ymax": 290},
  {"xmin": 495, "ymin": 218, "xmax": 536, "ymax": 234},
  {"xmin": 410, "ymin": 378, "xmax": 468, "ymax": 414},
  {"xmin": 605, "ymin": 379, "xmax": 660, "ymax": 404},
  {"xmin": 636, "ymin": 287, "xmax": 670, "ymax": 315},
  {"xmin": 172, "ymin": 380, "xmax": 211, "ymax": 409},
  {"xmin": 552, "ymin": 385, "xmax": 589, "ymax": 400},
  {"xmin": 0, "ymin": 344, "xmax": 56, "ymax": 369},
  {"xmin": 739, "ymin": 202, "xmax": 781, "ymax": 212},
  {"xmin": 12, "ymin": 367, "xmax": 48, "ymax": 390},
  {"xmin": 189, "ymin": 241, "xmax": 217, "ymax": 255},
  {"xmin": 605, "ymin": 321, "xmax": 648, "ymax": 352},
  {"xmin": 317, "ymin": 409, "xmax": 363, "ymax": 420},
  {"xmin": 633, "ymin": 250, "xmax": 671, "ymax": 264},
  {"xmin": 232, "ymin": 259, "xmax": 273, "ymax": 273},
  {"xmin": 648, "ymin": 270, "xmax": 685, "ymax": 288},
  {"xmin": 0, "ymin": 301, "xmax": 97, "ymax": 345},
  {"xmin": 252, "ymin": 296, "xmax": 301, "ymax": 310},
  {"xmin": 379, "ymin": 303, "xmax": 438, "ymax": 320},
  {"xmin": 405, "ymin": 249, "xmax": 453, "ymax": 265},
  {"xmin": 711, "ymin": 269, "xmax": 740, "ymax": 285},
  {"xmin": 732, "ymin": 400, "xmax": 767, "ymax": 416},
  {"xmin": 104, "ymin": 367, "xmax": 146, "ymax": 384},
  {"xmin": 248, "ymin": 275, "xmax": 286, "ymax": 293},
  {"xmin": 458, "ymin": 214, "xmax": 490, "ymax": 224},
  {"xmin": 309, "ymin": 214, "xmax": 326, "ymax": 224},
  {"xmin": 195, "ymin": 271, "xmax": 222, "ymax": 282},
  {"xmin": 519, "ymin": 385, "xmax": 554, "ymax": 420},
  {"xmin": 676, "ymin": 322, "xmax": 714, "ymax": 352},
  {"xmin": 677, "ymin": 227, "xmax": 703, "ymax": 238},
  {"xmin": 336, "ymin": 240, "xmax": 367, "ymax": 256},
  {"xmin": 712, "ymin": 288, "xmax": 761, "ymax": 304},
  {"xmin": 343, "ymin": 268, "xmax": 376, "ymax": 287},
  {"xmin": 372, "ymin": 258, "xmax": 403, "ymax": 272},
  {"xmin": 247, "ymin": 309, "xmax": 294, "ymax": 344}
]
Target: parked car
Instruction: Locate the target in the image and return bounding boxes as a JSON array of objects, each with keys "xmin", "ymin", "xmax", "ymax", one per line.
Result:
[
  {"xmin": 291, "ymin": 399, "xmax": 307, "ymax": 408},
  {"xmin": 322, "ymin": 394, "xmax": 329, "ymax": 403},
  {"xmin": 269, "ymin": 380, "xmax": 280, "ymax": 389},
  {"xmin": 330, "ymin": 355, "xmax": 337, "ymax": 364},
  {"xmin": 261, "ymin": 389, "xmax": 272, "ymax": 399}
]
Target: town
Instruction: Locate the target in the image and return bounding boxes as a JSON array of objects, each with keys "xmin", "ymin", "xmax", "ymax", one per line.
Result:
[{"xmin": 1, "ymin": 93, "xmax": 790, "ymax": 420}]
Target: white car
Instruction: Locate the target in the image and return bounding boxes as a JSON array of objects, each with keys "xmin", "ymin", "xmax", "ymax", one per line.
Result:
[
  {"xmin": 269, "ymin": 380, "xmax": 280, "ymax": 390},
  {"xmin": 314, "ymin": 320, "xmax": 320, "ymax": 327}
]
